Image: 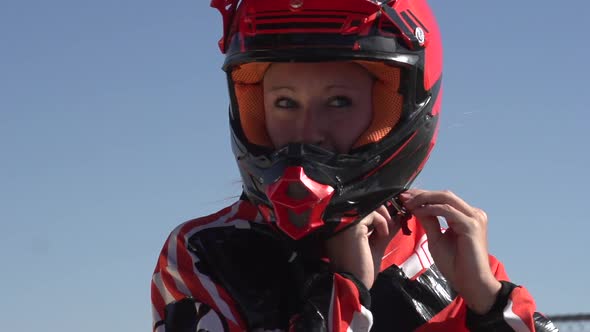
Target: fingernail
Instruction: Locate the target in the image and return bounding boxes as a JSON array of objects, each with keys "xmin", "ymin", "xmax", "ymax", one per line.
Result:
[{"xmin": 399, "ymin": 192, "xmax": 411, "ymax": 201}]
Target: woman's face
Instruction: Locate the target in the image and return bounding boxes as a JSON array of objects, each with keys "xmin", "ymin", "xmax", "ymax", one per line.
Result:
[{"xmin": 263, "ymin": 62, "xmax": 374, "ymax": 154}]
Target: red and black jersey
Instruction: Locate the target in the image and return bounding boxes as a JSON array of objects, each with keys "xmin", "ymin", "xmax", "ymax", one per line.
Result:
[{"xmin": 151, "ymin": 199, "xmax": 558, "ymax": 332}]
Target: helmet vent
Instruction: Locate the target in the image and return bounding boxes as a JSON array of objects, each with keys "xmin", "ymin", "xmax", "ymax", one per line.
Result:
[
  {"xmin": 251, "ymin": 12, "xmax": 349, "ymax": 33},
  {"xmin": 286, "ymin": 182, "xmax": 310, "ymax": 200},
  {"xmin": 287, "ymin": 209, "xmax": 311, "ymax": 229}
]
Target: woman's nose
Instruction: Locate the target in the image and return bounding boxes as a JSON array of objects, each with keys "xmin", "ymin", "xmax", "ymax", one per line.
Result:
[{"xmin": 296, "ymin": 106, "xmax": 325, "ymax": 146}]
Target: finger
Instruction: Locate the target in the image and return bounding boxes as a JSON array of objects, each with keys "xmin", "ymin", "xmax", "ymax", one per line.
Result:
[
  {"xmin": 412, "ymin": 204, "xmax": 481, "ymax": 235},
  {"xmin": 375, "ymin": 205, "xmax": 392, "ymax": 223},
  {"xmin": 412, "ymin": 213, "xmax": 443, "ymax": 243},
  {"xmin": 403, "ymin": 190, "xmax": 477, "ymax": 218},
  {"xmin": 371, "ymin": 208, "xmax": 390, "ymax": 238},
  {"xmin": 398, "ymin": 188, "xmax": 426, "ymax": 201}
]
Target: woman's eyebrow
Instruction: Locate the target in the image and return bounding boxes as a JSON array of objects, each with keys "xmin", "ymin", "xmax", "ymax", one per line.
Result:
[
  {"xmin": 325, "ymin": 84, "xmax": 356, "ymax": 90},
  {"xmin": 267, "ymin": 86, "xmax": 295, "ymax": 92}
]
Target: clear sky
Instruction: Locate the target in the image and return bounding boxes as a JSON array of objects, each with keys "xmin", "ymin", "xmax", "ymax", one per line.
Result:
[{"xmin": 1, "ymin": 0, "xmax": 588, "ymax": 331}]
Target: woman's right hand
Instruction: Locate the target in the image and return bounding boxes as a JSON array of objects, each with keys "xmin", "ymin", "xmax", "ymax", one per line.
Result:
[{"xmin": 325, "ymin": 205, "xmax": 399, "ymax": 289}]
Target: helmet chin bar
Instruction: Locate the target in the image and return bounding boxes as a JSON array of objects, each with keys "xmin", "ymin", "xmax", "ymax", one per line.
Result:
[{"xmin": 265, "ymin": 166, "xmax": 335, "ymax": 240}]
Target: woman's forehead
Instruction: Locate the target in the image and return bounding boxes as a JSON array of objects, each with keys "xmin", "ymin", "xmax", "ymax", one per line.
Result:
[
  {"xmin": 231, "ymin": 61, "xmax": 398, "ymax": 86},
  {"xmin": 263, "ymin": 62, "xmax": 374, "ymax": 83}
]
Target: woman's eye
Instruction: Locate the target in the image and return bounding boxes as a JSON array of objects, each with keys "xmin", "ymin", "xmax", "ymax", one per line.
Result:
[
  {"xmin": 327, "ymin": 96, "xmax": 353, "ymax": 108},
  {"xmin": 274, "ymin": 97, "xmax": 298, "ymax": 109}
]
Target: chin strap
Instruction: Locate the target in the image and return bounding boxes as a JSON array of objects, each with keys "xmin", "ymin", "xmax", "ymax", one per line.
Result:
[{"xmin": 387, "ymin": 195, "xmax": 412, "ymax": 235}]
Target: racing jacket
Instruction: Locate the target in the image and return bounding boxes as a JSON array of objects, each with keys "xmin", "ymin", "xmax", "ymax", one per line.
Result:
[{"xmin": 151, "ymin": 199, "xmax": 558, "ymax": 332}]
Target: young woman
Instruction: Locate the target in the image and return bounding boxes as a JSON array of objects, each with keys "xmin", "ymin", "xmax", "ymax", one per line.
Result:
[{"xmin": 151, "ymin": 1, "xmax": 558, "ymax": 331}]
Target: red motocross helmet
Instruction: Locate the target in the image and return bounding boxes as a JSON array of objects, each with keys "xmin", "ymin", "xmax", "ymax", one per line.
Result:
[{"xmin": 211, "ymin": 0, "xmax": 443, "ymax": 240}]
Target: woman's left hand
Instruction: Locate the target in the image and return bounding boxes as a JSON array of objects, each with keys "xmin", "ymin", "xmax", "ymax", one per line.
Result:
[{"xmin": 399, "ymin": 189, "xmax": 502, "ymax": 315}]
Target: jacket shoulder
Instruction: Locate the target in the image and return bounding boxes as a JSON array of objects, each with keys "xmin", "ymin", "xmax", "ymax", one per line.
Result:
[{"xmin": 169, "ymin": 200, "xmax": 261, "ymax": 238}]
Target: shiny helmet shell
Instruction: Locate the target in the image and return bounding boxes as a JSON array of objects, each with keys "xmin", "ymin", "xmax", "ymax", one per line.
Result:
[{"xmin": 211, "ymin": 0, "xmax": 443, "ymax": 240}]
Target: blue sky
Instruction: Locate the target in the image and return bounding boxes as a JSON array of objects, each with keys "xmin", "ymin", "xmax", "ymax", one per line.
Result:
[{"xmin": 1, "ymin": 1, "xmax": 588, "ymax": 331}]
